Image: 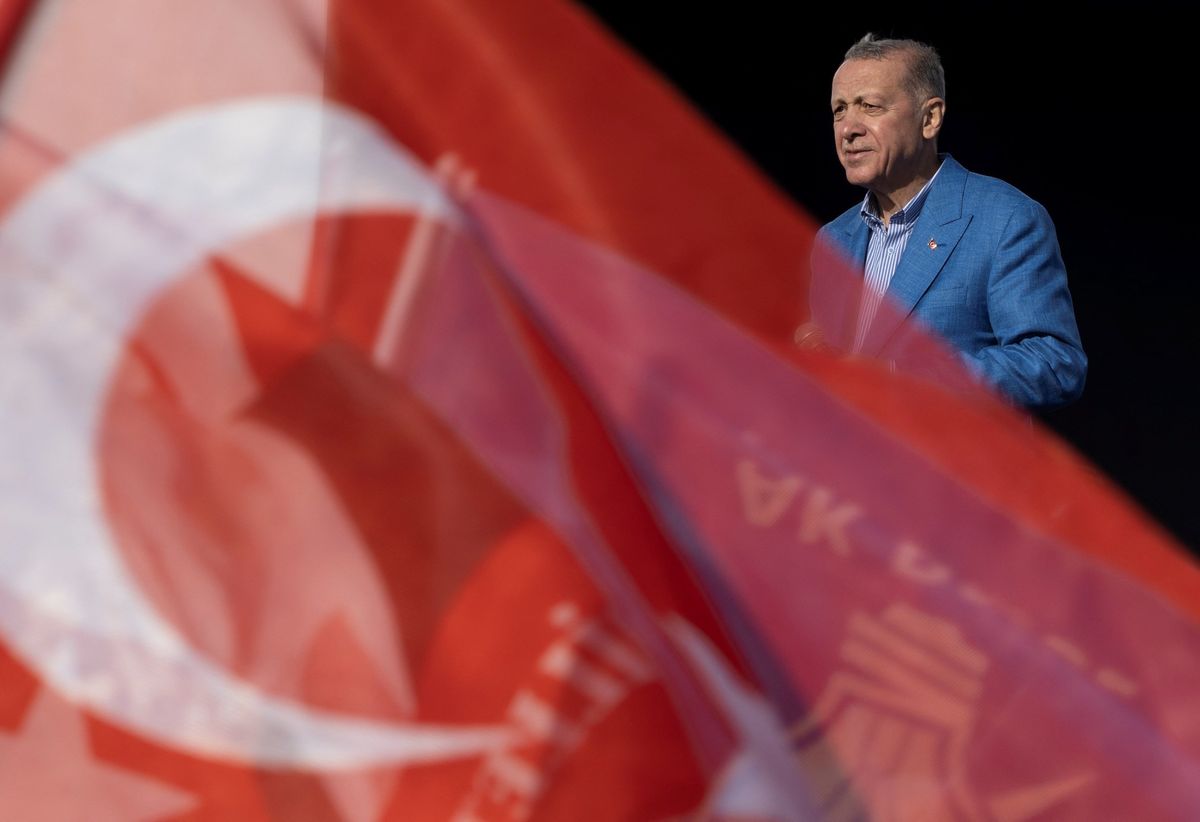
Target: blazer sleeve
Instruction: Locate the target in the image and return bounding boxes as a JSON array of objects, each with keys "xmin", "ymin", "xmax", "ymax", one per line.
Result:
[{"xmin": 967, "ymin": 200, "xmax": 1087, "ymax": 410}]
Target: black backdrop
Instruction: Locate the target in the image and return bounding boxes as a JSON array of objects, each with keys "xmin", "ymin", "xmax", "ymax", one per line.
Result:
[{"xmin": 576, "ymin": 3, "xmax": 1199, "ymax": 550}]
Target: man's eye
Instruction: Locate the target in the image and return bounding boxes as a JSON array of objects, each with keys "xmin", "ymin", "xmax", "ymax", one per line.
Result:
[
  {"xmin": 832, "ymin": 105, "xmax": 845, "ymax": 119},
  {"xmin": 862, "ymin": 102, "xmax": 880, "ymax": 111}
]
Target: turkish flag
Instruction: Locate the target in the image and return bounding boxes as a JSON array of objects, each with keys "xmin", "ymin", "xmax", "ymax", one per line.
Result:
[{"xmin": 2, "ymin": 2, "xmax": 1199, "ymax": 822}]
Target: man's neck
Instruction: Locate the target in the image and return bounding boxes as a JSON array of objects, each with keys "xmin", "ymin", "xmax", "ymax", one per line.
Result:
[{"xmin": 872, "ymin": 155, "xmax": 942, "ymax": 226}]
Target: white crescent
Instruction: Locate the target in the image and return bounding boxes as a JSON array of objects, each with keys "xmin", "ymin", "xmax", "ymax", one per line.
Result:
[{"xmin": 0, "ymin": 97, "xmax": 511, "ymax": 768}]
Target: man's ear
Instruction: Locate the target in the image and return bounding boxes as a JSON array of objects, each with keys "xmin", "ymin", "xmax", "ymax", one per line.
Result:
[{"xmin": 923, "ymin": 97, "xmax": 946, "ymax": 139}]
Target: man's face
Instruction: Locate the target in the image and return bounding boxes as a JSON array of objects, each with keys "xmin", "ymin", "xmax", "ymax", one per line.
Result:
[{"xmin": 831, "ymin": 56, "xmax": 936, "ymax": 197}]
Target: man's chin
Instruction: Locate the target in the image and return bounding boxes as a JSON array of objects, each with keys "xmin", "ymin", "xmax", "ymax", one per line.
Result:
[{"xmin": 842, "ymin": 169, "xmax": 876, "ymax": 188}]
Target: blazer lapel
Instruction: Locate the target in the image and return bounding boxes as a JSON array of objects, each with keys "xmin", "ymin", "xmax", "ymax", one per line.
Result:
[
  {"xmin": 813, "ymin": 212, "xmax": 872, "ymax": 350},
  {"xmin": 860, "ymin": 156, "xmax": 972, "ymax": 357},
  {"xmin": 839, "ymin": 214, "xmax": 871, "ymax": 262},
  {"xmin": 838, "ymin": 218, "xmax": 872, "ymax": 334}
]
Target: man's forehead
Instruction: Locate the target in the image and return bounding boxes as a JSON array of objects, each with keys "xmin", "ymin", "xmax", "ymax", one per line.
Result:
[{"xmin": 832, "ymin": 58, "xmax": 908, "ymax": 99}]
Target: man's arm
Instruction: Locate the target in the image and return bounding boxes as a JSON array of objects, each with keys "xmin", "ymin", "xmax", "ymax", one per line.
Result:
[{"xmin": 967, "ymin": 200, "xmax": 1087, "ymax": 410}]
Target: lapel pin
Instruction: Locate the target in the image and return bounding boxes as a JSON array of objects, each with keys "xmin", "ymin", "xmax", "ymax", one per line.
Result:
[{"xmin": 928, "ymin": 238, "xmax": 938, "ymax": 250}]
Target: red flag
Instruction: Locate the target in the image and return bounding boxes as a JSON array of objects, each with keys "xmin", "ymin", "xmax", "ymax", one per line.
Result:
[{"xmin": 2, "ymin": 2, "xmax": 1198, "ymax": 821}]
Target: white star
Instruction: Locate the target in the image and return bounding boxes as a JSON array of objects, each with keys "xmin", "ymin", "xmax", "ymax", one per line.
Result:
[{"xmin": 0, "ymin": 688, "xmax": 196, "ymax": 821}]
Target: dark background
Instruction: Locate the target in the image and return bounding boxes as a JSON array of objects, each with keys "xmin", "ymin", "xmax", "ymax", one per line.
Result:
[{"xmin": 578, "ymin": 3, "xmax": 1198, "ymax": 550}]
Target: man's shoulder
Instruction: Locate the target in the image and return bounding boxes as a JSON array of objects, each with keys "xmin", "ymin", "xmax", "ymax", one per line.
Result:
[
  {"xmin": 955, "ymin": 161, "xmax": 1048, "ymax": 217},
  {"xmin": 819, "ymin": 202, "xmax": 863, "ymax": 237}
]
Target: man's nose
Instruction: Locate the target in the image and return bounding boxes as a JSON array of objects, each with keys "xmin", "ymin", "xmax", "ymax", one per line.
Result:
[{"xmin": 839, "ymin": 112, "xmax": 865, "ymax": 141}]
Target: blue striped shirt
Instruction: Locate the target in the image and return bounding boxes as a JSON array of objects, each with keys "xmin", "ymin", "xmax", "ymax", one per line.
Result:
[{"xmin": 852, "ymin": 164, "xmax": 944, "ymax": 352}]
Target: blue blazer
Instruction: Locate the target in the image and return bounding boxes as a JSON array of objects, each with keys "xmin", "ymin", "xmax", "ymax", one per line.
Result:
[{"xmin": 814, "ymin": 155, "xmax": 1086, "ymax": 410}]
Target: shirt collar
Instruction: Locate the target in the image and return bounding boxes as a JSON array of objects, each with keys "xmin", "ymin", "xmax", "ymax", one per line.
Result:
[{"xmin": 859, "ymin": 159, "xmax": 945, "ymax": 229}]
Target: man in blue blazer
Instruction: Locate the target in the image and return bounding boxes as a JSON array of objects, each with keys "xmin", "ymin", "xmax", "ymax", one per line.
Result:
[{"xmin": 809, "ymin": 35, "xmax": 1086, "ymax": 410}]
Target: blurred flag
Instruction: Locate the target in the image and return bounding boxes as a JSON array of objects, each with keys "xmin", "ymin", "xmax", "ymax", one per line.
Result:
[{"xmin": 2, "ymin": 2, "xmax": 1199, "ymax": 821}]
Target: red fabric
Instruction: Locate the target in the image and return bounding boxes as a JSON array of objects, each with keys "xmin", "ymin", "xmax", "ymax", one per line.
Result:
[{"xmin": 1, "ymin": 1, "xmax": 1198, "ymax": 820}]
